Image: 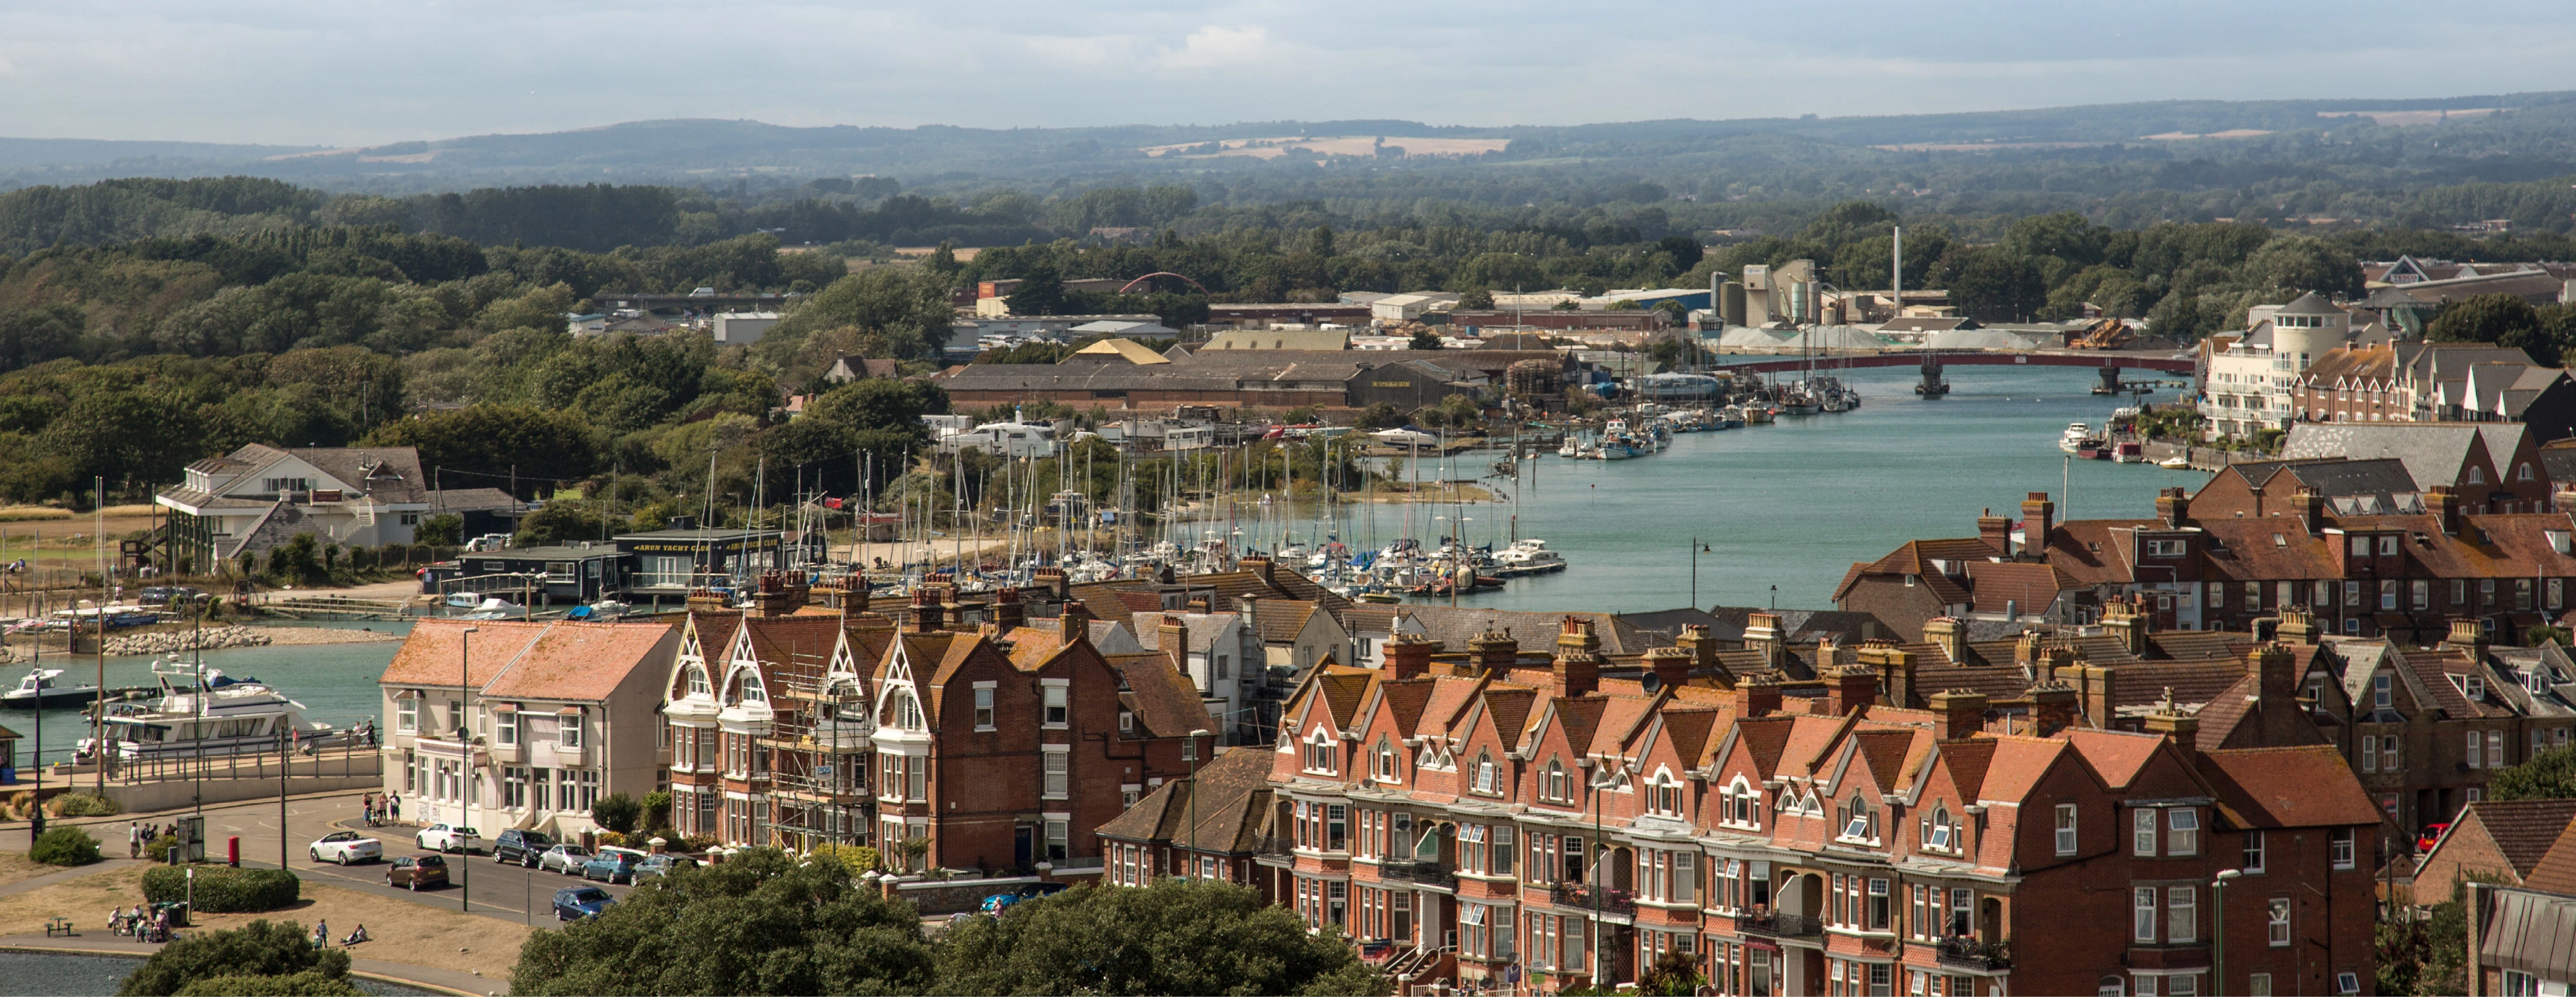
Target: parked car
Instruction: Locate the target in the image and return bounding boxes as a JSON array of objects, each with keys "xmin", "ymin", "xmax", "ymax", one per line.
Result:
[
  {"xmin": 553, "ymin": 886, "xmax": 615, "ymax": 922},
  {"xmin": 308, "ymin": 831, "xmax": 380, "ymax": 866},
  {"xmin": 581, "ymin": 851, "xmax": 642, "ymax": 884},
  {"xmin": 386, "ymin": 854, "xmax": 449, "ymax": 890},
  {"xmin": 537, "ymin": 843, "xmax": 593, "ymax": 876},
  {"xmin": 2419, "ymin": 823, "xmax": 2452, "ymax": 854},
  {"xmin": 979, "ymin": 882, "xmax": 1070, "ymax": 915},
  {"xmin": 493, "ymin": 829, "xmax": 554, "ymax": 867},
  {"xmin": 416, "ymin": 823, "xmax": 480, "ymax": 854},
  {"xmin": 632, "ymin": 854, "xmax": 698, "ymax": 882}
]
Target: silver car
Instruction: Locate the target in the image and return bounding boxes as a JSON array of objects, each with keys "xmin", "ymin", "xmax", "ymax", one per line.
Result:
[{"xmin": 536, "ymin": 843, "xmax": 594, "ymax": 876}]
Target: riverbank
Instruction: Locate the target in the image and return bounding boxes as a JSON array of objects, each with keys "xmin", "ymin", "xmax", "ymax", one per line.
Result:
[{"xmin": 0, "ymin": 624, "xmax": 400, "ymax": 664}]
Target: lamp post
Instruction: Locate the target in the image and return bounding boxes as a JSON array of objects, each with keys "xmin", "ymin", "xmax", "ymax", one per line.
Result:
[
  {"xmin": 458, "ymin": 626, "xmax": 478, "ymax": 915},
  {"xmin": 2212, "ymin": 868, "xmax": 2242, "ymax": 996},
  {"xmin": 1583, "ymin": 759, "xmax": 1619, "ymax": 986},
  {"xmin": 1186, "ymin": 728, "xmax": 1211, "ymax": 874}
]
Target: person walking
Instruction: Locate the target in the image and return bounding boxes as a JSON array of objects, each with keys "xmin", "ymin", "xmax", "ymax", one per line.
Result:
[
  {"xmin": 386, "ymin": 793, "xmax": 400, "ymax": 824},
  {"xmin": 127, "ymin": 822, "xmax": 141, "ymax": 859}
]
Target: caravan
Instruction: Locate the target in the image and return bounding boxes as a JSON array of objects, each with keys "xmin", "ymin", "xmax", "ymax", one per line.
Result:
[{"xmin": 936, "ymin": 422, "xmax": 1059, "ymax": 458}]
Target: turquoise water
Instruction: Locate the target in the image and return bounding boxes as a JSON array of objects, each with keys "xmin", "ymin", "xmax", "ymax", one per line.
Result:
[
  {"xmin": 0, "ymin": 951, "xmax": 435, "ymax": 995},
  {"xmin": 1317, "ymin": 364, "xmax": 2209, "ymax": 613},
  {"xmin": 0, "ymin": 622, "xmax": 409, "ymax": 770}
]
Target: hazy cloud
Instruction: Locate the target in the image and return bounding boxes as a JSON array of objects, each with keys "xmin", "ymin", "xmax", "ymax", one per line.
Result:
[{"xmin": 1, "ymin": 0, "xmax": 2573, "ymax": 145}]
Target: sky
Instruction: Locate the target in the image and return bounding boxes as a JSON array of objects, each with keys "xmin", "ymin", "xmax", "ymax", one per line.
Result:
[{"xmin": 6, "ymin": 0, "xmax": 2576, "ymax": 147}]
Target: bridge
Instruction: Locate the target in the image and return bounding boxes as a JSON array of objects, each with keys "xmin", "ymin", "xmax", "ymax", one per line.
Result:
[{"xmin": 1714, "ymin": 350, "xmax": 2195, "ymax": 396}]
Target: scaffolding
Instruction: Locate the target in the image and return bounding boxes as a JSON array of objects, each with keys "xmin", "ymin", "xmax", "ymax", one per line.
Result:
[{"xmin": 760, "ymin": 645, "xmax": 876, "ymax": 854}]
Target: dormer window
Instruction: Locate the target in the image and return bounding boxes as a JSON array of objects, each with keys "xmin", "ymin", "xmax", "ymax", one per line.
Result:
[
  {"xmin": 1922, "ymin": 803, "xmax": 1957, "ymax": 852},
  {"xmin": 2464, "ymin": 675, "xmax": 2487, "ymax": 701},
  {"xmin": 2469, "ymin": 466, "xmax": 2486, "ymax": 485},
  {"xmin": 1372, "ymin": 737, "xmax": 1401, "ymax": 784},
  {"xmin": 2146, "ymin": 539, "xmax": 2184, "ymax": 558},
  {"xmin": 1838, "ymin": 793, "xmax": 1877, "ymax": 843},
  {"xmin": 1472, "ymin": 751, "xmax": 1500, "ymax": 795},
  {"xmin": 1304, "ymin": 730, "xmax": 1338, "ymax": 775},
  {"xmin": 1647, "ymin": 771, "xmax": 1683, "ymax": 816},
  {"xmin": 685, "ymin": 666, "xmax": 710, "ymax": 698},
  {"xmin": 1541, "ymin": 758, "xmax": 1573, "ymax": 804}
]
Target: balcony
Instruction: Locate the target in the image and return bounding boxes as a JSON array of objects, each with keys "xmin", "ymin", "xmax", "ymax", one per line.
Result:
[
  {"xmin": 1550, "ymin": 882, "xmax": 1636, "ymax": 917},
  {"xmin": 1733, "ymin": 909, "xmax": 1822, "ymax": 940},
  {"xmin": 1936, "ymin": 937, "xmax": 2011, "ymax": 971},
  {"xmin": 1378, "ymin": 860, "xmax": 1457, "ymax": 890}
]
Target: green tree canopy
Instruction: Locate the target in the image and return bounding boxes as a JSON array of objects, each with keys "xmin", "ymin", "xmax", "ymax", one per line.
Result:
[
  {"xmin": 511, "ymin": 849, "xmax": 933, "ymax": 996},
  {"xmin": 933, "ymin": 879, "xmax": 1388, "ymax": 997},
  {"xmin": 2491, "ymin": 743, "xmax": 2576, "ymax": 800},
  {"xmin": 120, "ymin": 920, "xmax": 354, "ymax": 997},
  {"xmin": 360, "ymin": 403, "xmax": 601, "ymax": 499}
]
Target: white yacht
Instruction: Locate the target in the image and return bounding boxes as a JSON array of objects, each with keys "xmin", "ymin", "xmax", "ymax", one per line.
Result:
[
  {"xmin": 2057, "ymin": 422, "xmax": 2093, "ymax": 453},
  {"xmin": 79, "ymin": 662, "xmax": 334, "ymax": 761},
  {"xmin": 1494, "ymin": 539, "xmax": 1569, "ymax": 575}
]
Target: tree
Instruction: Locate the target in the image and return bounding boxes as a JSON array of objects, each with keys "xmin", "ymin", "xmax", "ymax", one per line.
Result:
[
  {"xmin": 2427, "ymin": 293, "xmax": 2550, "ymax": 359},
  {"xmin": 1407, "ymin": 328, "xmax": 1444, "ymax": 350},
  {"xmin": 2491, "ymin": 743, "xmax": 2576, "ymax": 800},
  {"xmin": 1944, "ymin": 249, "xmax": 2048, "ymax": 322},
  {"xmin": 933, "ymin": 879, "xmax": 1387, "ymax": 997},
  {"xmin": 1455, "ymin": 288, "xmax": 1494, "ymax": 310},
  {"xmin": 2376, "ymin": 900, "xmax": 2466, "ymax": 995},
  {"xmin": 592, "ymin": 792, "xmax": 641, "ymax": 834},
  {"xmin": 512, "ymin": 848, "xmax": 931, "ymax": 996},
  {"xmin": 513, "ymin": 501, "xmax": 612, "ymax": 546},
  {"xmin": 1656, "ymin": 234, "xmax": 1705, "ymax": 274},
  {"xmin": 414, "ymin": 513, "xmax": 462, "ymax": 546},
  {"xmin": 1004, "ymin": 270, "xmax": 1066, "ymax": 317},
  {"xmin": 360, "ymin": 405, "xmax": 601, "ymax": 499},
  {"xmin": 120, "ymin": 920, "xmax": 354, "ymax": 997},
  {"xmin": 769, "ymin": 268, "xmax": 957, "ymax": 360},
  {"xmin": 1635, "ymin": 948, "xmax": 1707, "ymax": 996}
]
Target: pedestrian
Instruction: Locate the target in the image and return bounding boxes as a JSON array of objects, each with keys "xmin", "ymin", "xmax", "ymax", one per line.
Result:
[
  {"xmin": 387, "ymin": 793, "xmax": 399, "ymax": 823},
  {"xmin": 312, "ymin": 919, "xmax": 328, "ymax": 949},
  {"xmin": 127, "ymin": 821, "xmax": 141, "ymax": 859}
]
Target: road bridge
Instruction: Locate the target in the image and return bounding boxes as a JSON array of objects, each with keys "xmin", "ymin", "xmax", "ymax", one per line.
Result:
[{"xmin": 1713, "ymin": 350, "xmax": 2195, "ymax": 396}]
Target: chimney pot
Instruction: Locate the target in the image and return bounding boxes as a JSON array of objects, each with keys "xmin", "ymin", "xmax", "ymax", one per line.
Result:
[
  {"xmin": 1736, "ymin": 676, "xmax": 1781, "ymax": 718},
  {"xmin": 1645, "ymin": 647, "xmax": 1693, "ymax": 691},
  {"xmin": 1386, "ymin": 633, "xmax": 1436, "ymax": 680},
  {"xmin": 2028, "ymin": 683, "xmax": 2078, "ymax": 737},
  {"xmin": 1928, "ymin": 688, "xmax": 1987, "ymax": 740},
  {"xmin": 1828, "ymin": 666, "xmax": 1878, "ymax": 716}
]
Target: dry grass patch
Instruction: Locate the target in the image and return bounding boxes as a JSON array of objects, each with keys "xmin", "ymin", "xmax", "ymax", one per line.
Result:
[
  {"xmin": 0, "ymin": 507, "xmax": 72, "ymax": 522},
  {"xmin": 0, "ymin": 851, "xmax": 66, "ymax": 889},
  {"xmin": 187, "ymin": 883, "xmax": 531, "ymax": 982},
  {"xmin": 0, "ymin": 862, "xmax": 149, "ymax": 935}
]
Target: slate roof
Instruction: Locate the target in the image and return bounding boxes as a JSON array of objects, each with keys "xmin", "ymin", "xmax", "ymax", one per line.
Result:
[
  {"xmin": 1401, "ymin": 606, "xmax": 1670, "ymax": 655},
  {"xmin": 2279, "ymin": 422, "xmax": 2509, "ymax": 492},
  {"xmin": 1105, "ymin": 652, "xmax": 1218, "ymax": 739},
  {"xmin": 2454, "ymin": 800, "xmax": 2576, "ymax": 877},
  {"xmin": 1094, "ymin": 746, "xmax": 1274, "ymax": 852}
]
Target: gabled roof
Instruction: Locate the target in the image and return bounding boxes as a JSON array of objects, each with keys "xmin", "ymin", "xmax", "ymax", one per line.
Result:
[
  {"xmin": 2279, "ymin": 422, "xmax": 2509, "ymax": 492},
  {"xmin": 2451, "ymin": 800, "xmax": 2576, "ymax": 877},
  {"xmin": 2197, "ymin": 745, "xmax": 2385, "ymax": 828},
  {"xmin": 1105, "ymin": 652, "xmax": 1217, "ymax": 739},
  {"xmin": 1066, "ymin": 338, "xmax": 1172, "ymax": 365},
  {"xmin": 482, "ymin": 621, "xmax": 677, "ymax": 702},
  {"xmin": 383, "ymin": 618, "xmax": 543, "ymax": 688},
  {"xmin": 1096, "ymin": 746, "xmax": 1273, "ymax": 851}
]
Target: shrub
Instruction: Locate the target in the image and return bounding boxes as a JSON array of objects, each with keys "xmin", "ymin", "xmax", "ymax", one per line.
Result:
[
  {"xmin": 29, "ymin": 826, "xmax": 100, "ymax": 866},
  {"xmin": 51, "ymin": 791, "xmax": 120, "ymax": 817},
  {"xmin": 142, "ymin": 866, "xmax": 300, "ymax": 912},
  {"xmin": 118, "ymin": 920, "xmax": 352, "ymax": 996},
  {"xmin": 642, "ymin": 790, "xmax": 672, "ymax": 831},
  {"xmin": 592, "ymin": 791, "xmax": 640, "ymax": 834},
  {"xmin": 171, "ymin": 971, "xmax": 365, "ymax": 996},
  {"xmin": 807, "ymin": 843, "xmax": 879, "ymax": 872},
  {"xmin": 595, "ymin": 831, "xmax": 625, "ymax": 848},
  {"xmin": 144, "ymin": 834, "xmax": 181, "ymax": 862}
]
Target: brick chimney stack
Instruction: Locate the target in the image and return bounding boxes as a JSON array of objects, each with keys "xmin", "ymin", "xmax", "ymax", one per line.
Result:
[
  {"xmin": 2155, "ymin": 487, "xmax": 2190, "ymax": 528},
  {"xmin": 1828, "ymin": 666, "xmax": 1878, "ymax": 716},
  {"xmin": 1553, "ymin": 617, "xmax": 1602, "ymax": 698},
  {"xmin": 909, "ymin": 587, "xmax": 944, "ymax": 632},
  {"xmin": 1922, "ymin": 617, "xmax": 1964, "ymax": 665},
  {"xmin": 2021, "ymin": 492, "xmax": 2056, "ymax": 556},
  {"xmin": 2252, "ymin": 642, "xmax": 2296, "ymax": 706},
  {"xmin": 2297, "ymin": 488, "xmax": 2326, "ymax": 534},
  {"xmin": 1645, "ymin": 647, "xmax": 1693, "ymax": 691},
  {"xmin": 1859, "ymin": 641, "xmax": 1918, "ymax": 708},
  {"xmin": 2053, "ymin": 661, "xmax": 2117, "ymax": 730},
  {"xmin": 2558, "ymin": 486, "xmax": 2576, "ymax": 514},
  {"xmin": 1745, "ymin": 612, "xmax": 1785, "ymax": 673},
  {"xmin": 1033, "ymin": 565, "xmax": 1069, "ymax": 601},
  {"xmin": 1470, "ymin": 630, "xmax": 1520, "ymax": 677},
  {"xmin": 2428, "ymin": 486, "xmax": 2460, "ymax": 535},
  {"xmin": 993, "ymin": 587, "xmax": 1026, "ymax": 631},
  {"xmin": 1159, "ymin": 614, "xmax": 1191, "ymax": 681},
  {"xmin": 2102, "ymin": 597, "xmax": 2149, "ymax": 655},
  {"xmin": 2028, "ymin": 683, "xmax": 2078, "ymax": 737},
  {"xmin": 2277, "ymin": 608, "xmax": 2318, "ymax": 646},
  {"xmin": 1928, "ymin": 688, "xmax": 1987, "ymax": 740},
  {"xmin": 1736, "ymin": 675, "xmax": 1781, "ymax": 718},
  {"xmin": 1677, "ymin": 624, "xmax": 1732, "ymax": 688},
  {"xmin": 1977, "ymin": 509, "xmax": 2012, "ymax": 554},
  {"xmin": 2445, "ymin": 618, "xmax": 2489, "ymax": 660},
  {"xmin": 2143, "ymin": 693, "xmax": 2199, "ymax": 757},
  {"xmin": 1386, "ymin": 632, "xmax": 1435, "ymax": 681},
  {"xmin": 1241, "ymin": 555, "xmax": 1275, "ymax": 587}
]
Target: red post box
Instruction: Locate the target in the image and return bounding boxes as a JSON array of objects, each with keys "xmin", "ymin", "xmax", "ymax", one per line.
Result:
[{"xmin": 227, "ymin": 836, "xmax": 239, "ymax": 867}]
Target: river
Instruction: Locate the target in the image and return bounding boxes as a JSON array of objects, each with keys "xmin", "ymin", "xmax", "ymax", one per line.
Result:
[{"xmin": 1255, "ymin": 363, "xmax": 2209, "ymax": 614}]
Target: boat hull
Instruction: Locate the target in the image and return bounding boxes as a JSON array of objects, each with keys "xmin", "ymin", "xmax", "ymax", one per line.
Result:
[{"xmin": 2, "ymin": 688, "xmax": 102, "ymax": 709}]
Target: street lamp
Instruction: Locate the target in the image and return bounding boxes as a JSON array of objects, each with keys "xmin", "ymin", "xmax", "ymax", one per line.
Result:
[
  {"xmin": 1582, "ymin": 758, "xmax": 1621, "ymax": 986},
  {"xmin": 1689, "ymin": 537, "xmax": 1712, "ymax": 609},
  {"xmin": 2212, "ymin": 868, "xmax": 2242, "ymax": 996},
  {"xmin": 458, "ymin": 626, "xmax": 478, "ymax": 915},
  {"xmin": 1186, "ymin": 728, "xmax": 1211, "ymax": 873}
]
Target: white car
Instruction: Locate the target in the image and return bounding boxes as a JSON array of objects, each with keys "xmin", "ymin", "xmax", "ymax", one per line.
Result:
[
  {"xmin": 308, "ymin": 830, "xmax": 381, "ymax": 865},
  {"xmin": 416, "ymin": 823, "xmax": 481, "ymax": 854}
]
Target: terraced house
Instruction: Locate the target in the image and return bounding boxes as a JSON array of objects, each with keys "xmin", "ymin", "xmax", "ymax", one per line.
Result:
[{"xmin": 1238, "ymin": 619, "xmax": 2381, "ymax": 996}]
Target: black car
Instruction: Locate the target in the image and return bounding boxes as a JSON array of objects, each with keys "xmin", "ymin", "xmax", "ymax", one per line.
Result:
[
  {"xmin": 553, "ymin": 886, "xmax": 615, "ymax": 922},
  {"xmin": 495, "ymin": 829, "xmax": 555, "ymax": 867}
]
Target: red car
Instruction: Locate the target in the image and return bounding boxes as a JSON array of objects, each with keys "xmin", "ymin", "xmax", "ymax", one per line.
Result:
[{"xmin": 2418, "ymin": 823, "xmax": 2451, "ymax": 854}]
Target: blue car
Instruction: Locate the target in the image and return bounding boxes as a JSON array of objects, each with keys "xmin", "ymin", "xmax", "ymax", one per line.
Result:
[
  {"xmin": 581, "ymin": 852, "xmax": 641, "ymax": 884},
  {"xmin": 553, "ymin": 886, "xmax": 614, "ymax": 922},
  {"xmin": 979, "ymin": 882, "xmax": 1069, "ymax": 915}
]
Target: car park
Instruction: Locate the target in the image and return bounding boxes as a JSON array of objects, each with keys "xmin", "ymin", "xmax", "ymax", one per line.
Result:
[
  {"xmin": 493, "ymin": 829, "xmax": 553, "ymax": 867},
  {"xmin": 415, "ymin": 823, "xmax": 480, "ymax": 854},
  {"xmin": 386, "ymin": 854, "xmax": 449, "ymax": 890},
  {"xmin": 537, "ymin": 843, "xmax": 593, "ymax": 876},
  {"xmin": 553, "ymin": 886, "xmax": 615, "ymax": 922},
  {"xmin": 308, "ymin": 831, "xmax": 380, "ymax": 865}
]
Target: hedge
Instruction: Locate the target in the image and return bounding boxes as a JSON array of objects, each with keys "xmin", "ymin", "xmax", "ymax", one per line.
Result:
[{"xmin": 142, "ymin": 866, "xmax": 300, "ymax": 912}]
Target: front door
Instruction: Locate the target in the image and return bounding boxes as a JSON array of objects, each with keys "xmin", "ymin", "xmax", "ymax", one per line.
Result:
[{"xmin": 1014, "ymin": 826, "xmax": 1033, "ymax": 868}]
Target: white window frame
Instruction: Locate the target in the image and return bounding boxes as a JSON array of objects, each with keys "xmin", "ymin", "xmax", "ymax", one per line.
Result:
[
  {"xmin": 2267, "ymin": 897, "xmax": 2290, "ymax": 946},
  {"xmin": 2056, "ymin": 803, "xmax": 2078, "ymax": 856},
  {"xmin": 1040, "ymin": 680, "xmax": 1069, "ymax": 728},
  {"xmin": 2167, "ymin": 809, "xmax": 2199, "ymax": 856},
  {"xmin": 558, "ymin": 713, "xmax": 583, "ymax": 750},
  {"xmin": 973, "ymin": 681, "xmax": 996, "ymax": 731},
  {"xmin": 1041, "ymin": 745, "xmax": 1070, "ymax": 800},
  {"xmin": 2133, "ymin": 807, "xmax": 2158, "ymax": 857},
  {"xmin": 495, "ymin": 709, "xmax": 518, "ymax": 747},
  {"xmin": 396, "ymin": 697, "xmax": 418, "ymax": 734}
]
